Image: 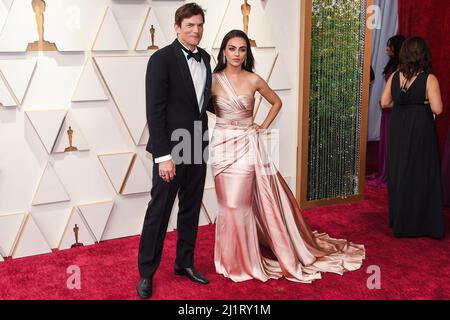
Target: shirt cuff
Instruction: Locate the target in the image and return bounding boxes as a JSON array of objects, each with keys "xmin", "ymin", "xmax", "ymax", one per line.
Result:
[{"xmin": 154, "ymin": 154, "xmax": 172, "ymax": 164}]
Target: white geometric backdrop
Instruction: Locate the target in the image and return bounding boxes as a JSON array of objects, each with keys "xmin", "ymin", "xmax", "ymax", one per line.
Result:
[{"xmin": 0, "ymin": 0, "xmax": 300, "ymax": 260}]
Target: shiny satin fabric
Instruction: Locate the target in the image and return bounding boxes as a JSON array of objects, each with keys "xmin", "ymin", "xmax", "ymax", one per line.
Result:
[{"xmin": 211, "ymin": 72, "xmax": 365, "ymax": 283}]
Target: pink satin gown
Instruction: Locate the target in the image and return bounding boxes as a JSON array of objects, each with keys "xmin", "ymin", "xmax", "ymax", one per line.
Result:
[{"xmin": 210, "ymin": 72, "xmax": 365, "ymax": 283}]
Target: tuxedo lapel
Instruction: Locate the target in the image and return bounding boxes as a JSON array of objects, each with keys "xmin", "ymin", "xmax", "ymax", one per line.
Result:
[{"xmin": 171, "ymin": 39, "xmax": 200, "ymax": 114}]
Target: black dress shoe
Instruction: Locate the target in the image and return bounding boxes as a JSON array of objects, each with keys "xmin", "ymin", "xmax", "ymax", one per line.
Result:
[
  {"xmin": 174, "ymin": 266, "xmax": 210, "ymax": 284},
  {"xmin": 136, "ymin": 277, "xmax": 152, "ymax": 299}
]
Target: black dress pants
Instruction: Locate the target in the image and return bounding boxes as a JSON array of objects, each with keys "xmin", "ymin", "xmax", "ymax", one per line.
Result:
[{"xmin": 138, "ymin": 163, "xmax": 207, "ymax": 279}]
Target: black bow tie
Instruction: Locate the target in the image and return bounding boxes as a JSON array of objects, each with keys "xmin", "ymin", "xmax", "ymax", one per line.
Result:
[{"xmin": 180, "ymin": 45, "xmax": 202, "ymax": 62}]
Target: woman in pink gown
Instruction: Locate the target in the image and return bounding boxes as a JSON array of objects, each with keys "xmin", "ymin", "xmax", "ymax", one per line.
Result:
[{"xmin": 210, "ymin": 30, "xmax": 365, "ymax": 283}]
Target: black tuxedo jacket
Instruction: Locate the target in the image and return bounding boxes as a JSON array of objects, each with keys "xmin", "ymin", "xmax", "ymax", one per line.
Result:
[{"xmin": 145, "ymin": 39, "xmax": 214, "ymax": 164}]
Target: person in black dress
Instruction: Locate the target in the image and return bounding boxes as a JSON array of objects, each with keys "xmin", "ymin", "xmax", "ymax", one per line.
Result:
[
  {"xmin": 367, "ymin": 35, "xmax": 405, "ymax": 187},
  {"xmin": 381, "ymin": 37, "xmax": 445, "ymax": 239}
]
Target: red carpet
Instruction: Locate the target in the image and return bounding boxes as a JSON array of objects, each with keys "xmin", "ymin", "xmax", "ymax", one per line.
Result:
[{"xmin": 0, "ymin": 186, "xmax": 448, "ymax": 300}]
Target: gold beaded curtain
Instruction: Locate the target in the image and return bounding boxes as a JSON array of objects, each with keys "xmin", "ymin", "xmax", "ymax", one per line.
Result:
[{"xmin": 308, "ymin": 0, "xmax": 366, "ymax": 201}]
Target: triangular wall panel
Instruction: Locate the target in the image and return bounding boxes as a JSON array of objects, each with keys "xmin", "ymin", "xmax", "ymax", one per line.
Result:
[
  {"xmin": 253, "ymin": 49, "xmax": 277, "ymax": 82},
  {"xmin": 71, "ymin": 58, "xmax": 109, "ymax": 102},
  {"xmin": 0, "ymin": 0, "xmax": 14, "ymax": 35},
  {"xmin": 98, "ymin": 152, "xmax": 135, "ymax": 194},
  {"xmin": 198, "ymin": 206, "xmax": 211, "ymax": 226},
  {"xmin": 58, "ymin": 207, "xmax": 96, "ymax": 250},
  {"xmin": 32, "ymin": 162, "xmax": 70, "ymax": 206},
  {"xmin": 0, "ymin": 58, "xmax": 36, "ymax": 105},
  {"xmin": 0, "ymin": 72, "xmax": 15, "ymax": 107},
  {"xmin": 0, "ymin": 212, "xmax": 25, "ymax": 257},
  {"xmin": 202, "ymin": 188, "xmax": 219, "ymax": 224},
  {"xmin": 92, "ymin": 7, "xmax": 128, "ymax": 51},
  {"xmin": 195, "ymin": 0, "xmax": 230, "ymax": 52},
  {"xmin": 25, "ymin": 109, "xmax": 67, "ymax": 154},
  {"xmin": 254, "ymin": 98, "xmax": 271, "ymax": 125},
  {"xmin": 204, "ymin": 166, "xmax": 215, "ymax": 190},
  {"xmin": 135, "ymin": 7, "xmax": 169, "ymax": 51},
  {"xmin": 268, "ymin": 53, "xmax": 292, "ymax": 91},
  {"xmin": 78, "ymin": 201, "xmax": 114, "ymax": 242},
  {"xmin": 168, "ymin": 196, "xmax": 179, "ymax": 231},
  {"xmin": 53, "ymin": 112, "xmax": 89, "ymax": 153},
  {"xmin": 121, "ymin": 154, "xmax": 151, "ymax": 195},
  {"xmin": 213, "ymin": 0, "xmax": 276, "ymax": 49},
  {"xmin": 32, "ymin": 207, "xmax": 72, "ymax": 249},
  {"xmin": 12, "ymin": 214, "xmax": 52, "ymax": 259},
  {"xmin": 94, "ymin": 56, "xmax": 148, "ymax": 145},
  {"xmin": 138, "ymin": 124, "xmax": 149, "ymax": 146}
]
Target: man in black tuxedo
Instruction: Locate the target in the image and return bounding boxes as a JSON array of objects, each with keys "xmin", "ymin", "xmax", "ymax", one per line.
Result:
[{"xmin": 136, "ymin": 3, "xmax": 214, "ymax": 299}]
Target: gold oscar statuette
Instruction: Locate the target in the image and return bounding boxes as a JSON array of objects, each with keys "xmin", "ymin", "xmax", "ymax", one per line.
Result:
[
  {"xmin": 241, "ymin": 0, "xmax": 257, "ymax": 47},
  {"xmin": 71, "ymin": 224, "xmax": 84, "ymax": 248},
  {"xmin": 27, "ymin": 0, "xmax": 58, "ymax": 51},
  {"xmin": 64, "ymin": 126, "xmax": 78, "ymax": 152},
  {"xmin": 147, "ymin": 25, "xmax": 159, "ymax": 50}
]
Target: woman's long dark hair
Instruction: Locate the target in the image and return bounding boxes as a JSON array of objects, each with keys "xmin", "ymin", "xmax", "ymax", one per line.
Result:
[
  {"xmin": 214, "ymin": 30, "xmax": 255, "ymax": 73},
  {"xmin": 399, "ymin": 37, "xmax": 432, "ymax": 80},
  {"xmin": 383, "ymin": 35, "xmax": 405, "ymax": 76}
]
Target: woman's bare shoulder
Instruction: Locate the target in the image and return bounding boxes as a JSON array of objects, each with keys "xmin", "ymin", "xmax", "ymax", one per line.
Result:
[
  {"xmin": 244, "ymin": 71, "xmax": 264, "ymax": 86},
  {"xmin": 427, "ymin": 73, "xmax": 439, "ymax": 82}
]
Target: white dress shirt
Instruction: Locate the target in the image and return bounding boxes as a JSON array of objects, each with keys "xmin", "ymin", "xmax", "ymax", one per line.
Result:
[{"xmin": 154, "ymin": 39, "xmax": 207, "ymax": 164}]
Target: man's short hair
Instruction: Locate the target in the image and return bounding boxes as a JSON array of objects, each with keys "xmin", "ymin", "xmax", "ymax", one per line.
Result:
[{"xmin": 175, "ymin": 3, "xmax": 205, "ymax": 27}]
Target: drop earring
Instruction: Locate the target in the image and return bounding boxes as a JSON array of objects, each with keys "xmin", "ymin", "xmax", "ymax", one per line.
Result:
[
  {"xmin": 244, "ymin": 58, "xmax": 247, "ymax": 67},
  {"xmin": 223, "ymin": 55, "xmax": 226, "ymax": 65}
]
